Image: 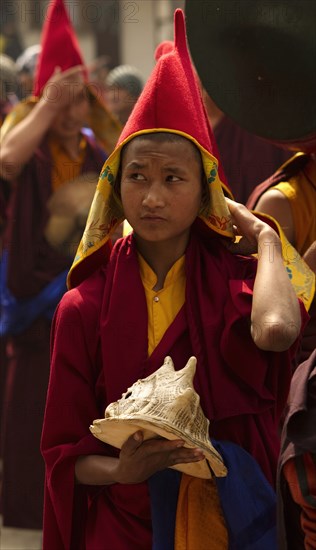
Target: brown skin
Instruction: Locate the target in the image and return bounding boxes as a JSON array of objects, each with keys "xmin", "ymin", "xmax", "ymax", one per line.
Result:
[
  {"xmin": 49, "ymin": 92, "xmax": 90, "ymax": 160},
  {"xmin": 75, "ymin": 432, "xmax": 205, "ymax": 486},
  {"xmin": 223, "ymin": 197, "xmax": 301, "ymax": 351},
  {"xmin": 255, "ymin": 189, "xmax": 295, "ymax": 246}
]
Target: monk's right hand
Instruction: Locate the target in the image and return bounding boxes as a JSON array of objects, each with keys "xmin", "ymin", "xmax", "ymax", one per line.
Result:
[
  {"xmin": 114, "ymin": 431, "xmax": 205, "ymax": 484},
  {"xmin": 41, "ymin": 65, "xmax": 86, "ymax": 111}
]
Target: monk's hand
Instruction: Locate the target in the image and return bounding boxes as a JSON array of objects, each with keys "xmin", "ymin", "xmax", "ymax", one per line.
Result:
[
  {"xmin": 41, "ymin": 65, "xmax": 86, "ymax": 112},
  {"xmin": 223, "ymin": 197, "xmax": 276, "ymax": 255},
  {"xmin": 114, "ymin": 431, "xmax": 204, "ymax": 484}
]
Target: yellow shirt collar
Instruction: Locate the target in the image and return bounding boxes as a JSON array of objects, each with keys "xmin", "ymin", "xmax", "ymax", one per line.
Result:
[{"xmin": 137, "ymin": 253, "xmax": 185, "ymax": 291}]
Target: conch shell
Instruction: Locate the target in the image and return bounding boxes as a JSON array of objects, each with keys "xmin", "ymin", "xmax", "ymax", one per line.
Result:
[{"xmin": 90, "ymin": 356, "xmax": 227, "ymax": 479}]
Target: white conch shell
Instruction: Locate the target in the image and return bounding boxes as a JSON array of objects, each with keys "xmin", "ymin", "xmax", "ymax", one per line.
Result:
[{"xmin": 90, "ymin": 356, "xmax": 227, "ymax": 478}]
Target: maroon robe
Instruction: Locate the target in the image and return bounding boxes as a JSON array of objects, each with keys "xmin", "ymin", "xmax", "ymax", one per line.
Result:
[
  {"xmin": 5, "ymin": 136, "xmax": 105, "ymax": 298},
  {"xmin": 0, "ymin": 177, "xmax": 11, "ymax": 236},
  {"xmin": 1, "ymin": 136, "xmax": 105, "ymax": 529},
  {"xmin": 41, "ymin": 222, "xmax": 306, "ymax": 549},
  {"xmin": 214, "ymin": 115, "xmax": 291, "ymax": 204}
]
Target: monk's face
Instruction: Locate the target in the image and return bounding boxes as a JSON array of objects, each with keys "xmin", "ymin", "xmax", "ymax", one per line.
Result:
[
  {"xmin": 50, "ymin": 94, "xmax": 90, "ymax": 141},
  {"xmin": 105, "ymin": 86, "xmax": 137, "ymax": 125},
  {"xmin": 120, "ymin": 136, "xmax": 203, "ymax": 248}
]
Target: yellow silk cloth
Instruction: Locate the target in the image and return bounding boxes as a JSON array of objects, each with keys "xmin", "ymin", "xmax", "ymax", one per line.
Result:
[
  {"xmin": 138, "ymin": 253, "xmax": 186, "ymax": 356},
  {"xmin": 48, "ymin": 135, "xmax": 87, "ymax": 191},
  {"xmin": 139, "ymin": 256, "xmax": 229, "ymax": 547},
  {"xmin": 175, "ymin": 474, "xmax": 228, "ymax": 549}
]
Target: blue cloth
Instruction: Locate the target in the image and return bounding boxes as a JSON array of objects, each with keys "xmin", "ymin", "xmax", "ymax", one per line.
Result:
[
  {"xmin": 148, "ymin": 469, "xmax": 181, "ymax": 550},
  {"xmin": 214, "ymin": 441, "xmax": 277, "ymax": 550},
  {"xmin": 81, "ymin": 127, "xmax": 108, "ymax": 160},
  {"xmin": 0, "ymin": 251, "xmax": 67, "ymax": 336},
  {"xmin": 148, "ymin": 441, "xmax": 277, "ymax": 550}
]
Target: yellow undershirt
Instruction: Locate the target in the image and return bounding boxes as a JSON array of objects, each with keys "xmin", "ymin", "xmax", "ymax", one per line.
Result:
[
  {"xmin": 49, "ymin": 135, "xmax": 86, "ymax": 191},
  {"xmin": 138, "ymin": 253, "xmax": 186, "ymax": 357},
  {"xmin": 138, "ymin": 252, "xmax": 228, "ymax": 548},
  {"xmin": 271, "ymin": 157, "xmax": 316, "ymax": 255}
]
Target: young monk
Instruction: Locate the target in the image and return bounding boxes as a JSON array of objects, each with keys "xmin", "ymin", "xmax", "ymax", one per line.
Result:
[{"xmin": 41, "ymin": 9, "xmax": 311, "ymax": 549}]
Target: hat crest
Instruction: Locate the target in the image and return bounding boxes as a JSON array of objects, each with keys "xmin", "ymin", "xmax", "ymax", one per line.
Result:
[
  {"xmin": 67, "ymin": 8, "xmax": 235, "ymax": 289},
  {"xmin": 174, "ymin": 8, "xmax": 187, "ymax": 53},
  {"xmin": 33, "ymin": 0, "xmax": 86, "ymax": 96},
  {"xmin": 117, "ymin": 9, "xmax": 216, "ymax": 154}
]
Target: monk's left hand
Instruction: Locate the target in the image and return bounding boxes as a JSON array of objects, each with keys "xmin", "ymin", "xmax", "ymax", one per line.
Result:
[{"xmin": 223, "ymin": 197, "xmax": 277, "ymax": 255}]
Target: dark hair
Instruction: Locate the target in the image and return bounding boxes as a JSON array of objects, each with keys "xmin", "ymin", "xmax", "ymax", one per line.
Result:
[
  {"xmin": 121, "ymin": 131, "xmax": 202, "ymax": 164},
  {"xmin": 106, "ymin": 65, "xmax": 144, "ymax": 99}
]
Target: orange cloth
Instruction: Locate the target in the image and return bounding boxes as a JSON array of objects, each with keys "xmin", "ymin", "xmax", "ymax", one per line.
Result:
[
  {"xmin": 138, "ymin": 253, "xmax": 185, "ymax": 356},
  {"xmin": 175, "ymin": 474, "xmax": 228, "ymax": 550},
  {"xmin": 49, "ymin": 136, "xmax": 86, "ymax": 191},
  {"xmin": 271, "ymin": 157, "xmax": 316, "ymax": 255},
  {"xmin": 283, "ymin": 453, "xmax": 316, "ymax": 550}
]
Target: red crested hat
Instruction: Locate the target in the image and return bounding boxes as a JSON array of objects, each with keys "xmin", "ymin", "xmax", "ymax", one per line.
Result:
[
  {"xmin": 116, "ymin": 10, "xmax": 227, "ymax": 186},
  {"xmin": 154, "ymin": 41, "xmax": 174, "ymax": 61},
  {"xmin": 67, "ymin": 9, "xmax": 234, "ymax": 288},
  {"xmin": 33, "ymin": 0, "xmax": 87, "ymax": 96}
]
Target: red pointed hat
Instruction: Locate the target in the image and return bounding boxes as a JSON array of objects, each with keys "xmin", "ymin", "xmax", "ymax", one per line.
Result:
[
  {"xmin": 154, "ymin": 40, "xmax": 174, "ymax": 61},
  {"xmin": 68, "ymin": 9, "xmax": 234, "ymax": 289},
  {"xmin": 118, "ymin": 9, "xmax": 227, "ymax": 185},
  {"xmin": 33, "ymin": 0, "xmax": 87, "ymax": 96},
  {"xmin": 0, "ymin": 0, "xmax": 121, "ymax": 154}
]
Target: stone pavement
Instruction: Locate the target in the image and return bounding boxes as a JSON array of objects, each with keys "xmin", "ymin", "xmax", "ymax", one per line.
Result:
[{"xmin": 0, "ymin": 517, "xmax": 42, "ymax": 550}]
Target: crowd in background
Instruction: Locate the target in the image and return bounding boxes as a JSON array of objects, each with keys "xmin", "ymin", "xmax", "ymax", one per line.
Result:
[{"xmin": 0, "ymin": 2, "xmax": 315, "ymax": 549}]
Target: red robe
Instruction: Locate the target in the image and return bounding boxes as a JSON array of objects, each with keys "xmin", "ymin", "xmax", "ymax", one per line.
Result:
[{"xmin": 41, "ymin": 221, "xmax": 306, "ymax": 549}]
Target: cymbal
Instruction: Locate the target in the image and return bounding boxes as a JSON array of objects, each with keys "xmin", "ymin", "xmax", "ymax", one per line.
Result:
[{"xmin": 185, "ymin": 0, "xmax": 316, "ymax": 145}]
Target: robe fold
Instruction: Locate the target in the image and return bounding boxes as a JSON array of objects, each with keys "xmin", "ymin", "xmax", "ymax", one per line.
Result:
[{"xmin": 42, "ymin": 221, "xmax": 305, "ymax": 549}]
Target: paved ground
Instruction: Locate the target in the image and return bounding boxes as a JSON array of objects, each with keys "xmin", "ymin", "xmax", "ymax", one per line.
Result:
[{"xmin": 0, "ymin": 518, "xmax": 42, "ymax": 550}]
